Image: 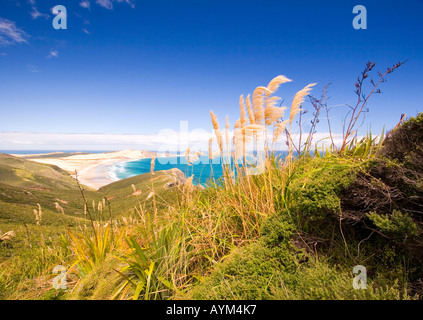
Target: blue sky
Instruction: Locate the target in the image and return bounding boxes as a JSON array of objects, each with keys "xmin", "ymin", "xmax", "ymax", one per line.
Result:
[{"xmin": 0, "ymin": 0, "xmax": 422, "ymax": 150}]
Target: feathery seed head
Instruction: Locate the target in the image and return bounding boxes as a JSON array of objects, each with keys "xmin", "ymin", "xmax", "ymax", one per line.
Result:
[
  {"xmin": 234, "ymin": 119, "xmax": 241, "ymax": 129},
  {"xmin": 208, "ymin": 138, "xmax": 213, "ymax": 159},
  {"xmin": 252, "ymin": 86, "xmax": 269, "ymax": 124},
  {"xmin": 246, "ymin": 94, "xmax": 255, "ymax": 125},
  {"xmin": 290, "ymin": 83, "xmax": 316, "ymax": 125},
  {"xmin": 239, "ymin": 95, "xmax": 248, "ymax": 128},
  {"xmin": 210, "ymin": 111, "xmax": 220, "ymax": 130},
  {"xmin": 272, "ymin": 120, "xmax": 289, "ymax": 144},
  {"xmin": 150, "ymin": 156, "xmax": 156, "ymax": 174},
  {"xmin": 266, "ymin": 75, "xmax": 292, "ymax": 95}
]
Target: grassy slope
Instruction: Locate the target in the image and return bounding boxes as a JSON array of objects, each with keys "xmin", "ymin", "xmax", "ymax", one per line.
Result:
[
  {"xmin": 98, "ymin": 169, "xmax": 182, "ymax": 216},
  {"xmin": 182, "ymin": 164, "xmax": 405, "ymax": 300},
  {"xmin": 17, "ymin": 152, "xmax": 91, "ymax": 159},
  {"xmin": 0, "ymin": 153, "xmax": 182, "ymax": 222},
  {"xmin": 0, "ymin": 153, "xmax": 100, "ymax": 221},
  {"xmin": 0, "ymin": 154, "xmax": 183, "ymax": 299},
  {"xmin": 186, "ymin": 115, "xmax": 423, "ymax": 300},
  {"xmin": 2, "ymin": 112, "xmax": 422, "ymax": 301},
  {"xmin": 0, "ymin": 153, "xmax": 96, "ymax": 299}
]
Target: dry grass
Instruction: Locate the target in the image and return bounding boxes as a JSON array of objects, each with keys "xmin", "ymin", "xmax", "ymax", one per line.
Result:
[
  {"xmin": 210, "ymin": 75, "xmax": 316, "ymax": 162},
  {"xmin": 150, "ymin": 156, "xmax": 156, "ymax": 174}
]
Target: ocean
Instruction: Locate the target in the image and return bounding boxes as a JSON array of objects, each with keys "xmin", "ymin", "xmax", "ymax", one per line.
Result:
[
  {"xmin": 108, "ymin": 151, "xmax": 290, "ymax": 186},
  {"xmin": 109, "ymin": 156, "xmax": 228, "ymax": 186},
  {"xmin": 0, "ymin": 150, "xmax": 111, "ymax": 155},
  {"xmin": 1, "ymin": 150, "xmax": 290, "ymax": 186}
]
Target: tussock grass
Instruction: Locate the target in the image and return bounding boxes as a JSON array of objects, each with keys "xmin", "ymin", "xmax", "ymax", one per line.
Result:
[
  {"xmin": 105, "ymin": 72, "xmax": 409, "ymax": 300},
  {"xmin": 3, "ymin": 64, "xmax": 418, "ymax": 300}
]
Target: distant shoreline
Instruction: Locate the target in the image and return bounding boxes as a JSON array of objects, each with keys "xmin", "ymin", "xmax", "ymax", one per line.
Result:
[{"xmin": 12, "ymin": 150, "xmax": 169, "ymax": 190}]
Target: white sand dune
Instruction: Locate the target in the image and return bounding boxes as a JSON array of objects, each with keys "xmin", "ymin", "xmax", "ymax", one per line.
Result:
[{"xmin": 21, "ymin": 149, "xmax": 161, "ymax": 190}]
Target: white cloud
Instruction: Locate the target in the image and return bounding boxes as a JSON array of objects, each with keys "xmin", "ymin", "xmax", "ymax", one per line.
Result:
[
  {"xmin": 79, "ymin": 1, "xmax": 90, "ymax": 9},
  {"xmin": 82, "ymin": 28, "xmax": 90, "ymax": 34},
  {"xmin": 0, "ymin": 131, "xmax": 347, "ymax": 152},
  {"xmin": 96, "ymin": 0, "xmax": 113, "ymax": 9},
  {"xmin": 0, "ymin": 131, "xmax": 214, "ymax": 152},
  {"xmin": 27, "ymin": 64, "xmax": 39, "ymax": 73},
  {"xmin": 30, "ymin": 7, "xmax": 49, "ymax": 19},
  {"xmin": 116, "ymin": 0, "xmax": 135, "ymax": 9},
  {"xmin": 0, "ymin": 52, "xmax": 7, "ymax": 56},
  {"xmin": 47, "ymin": 50, "xmax": 59, "ymax": 58},
  {"xmin": 0, "ymin": 18, "xmax": 29, "ymax": 47},
  {"xmin": 95, "ymin": 0, "xmax": 135, "ymax": 10}
]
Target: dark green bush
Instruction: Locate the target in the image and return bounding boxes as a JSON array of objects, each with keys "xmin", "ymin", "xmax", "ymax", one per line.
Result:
[
  {"xmin": 260, "ymin": 213, "xmax": 296, "ymax": 246},
  {"xmin": 189, "ymin": 212, "xmax": 408, "ymax": 300},
  {"xmin": 368, "ymin": 210, "xmax": 418, "ymax": 239},
  {"xmin": 288, "ymin": 158, "xmax": 357, "ymax": 223},
  {"xmin": 381, "ymin": 113, "xmax": 423, "ymax": 174}
]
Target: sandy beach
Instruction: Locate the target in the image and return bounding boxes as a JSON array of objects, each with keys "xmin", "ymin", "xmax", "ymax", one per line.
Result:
[{"xmin": 19, "ymin": 149, "xmax": 159, "ymax": 190}]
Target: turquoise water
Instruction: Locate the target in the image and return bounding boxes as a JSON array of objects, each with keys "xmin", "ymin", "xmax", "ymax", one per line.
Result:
[
  {"xmin": 0, "ymin": 150, "xmax": 291, "ymax": 186},
  {"xmin": 110, "ymin": 156, "xmax": 229, "ymax": 186},
  {"xmin": 109, "ymin": 152, "xmax": 290, "ymax": 186}
]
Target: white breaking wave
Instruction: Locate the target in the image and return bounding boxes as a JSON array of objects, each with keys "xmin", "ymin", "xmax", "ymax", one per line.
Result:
[{"xmin": 107, "ymin": 161, "xmax": 131, "ymax": 181}]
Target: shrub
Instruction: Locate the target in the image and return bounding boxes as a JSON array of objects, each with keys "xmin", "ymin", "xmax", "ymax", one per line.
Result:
[
  {"xmin": 288, "ymin": 156, "xmax": 358, "ymax": 224},
  {"xmin": 367, "ymin": 210, "xmax": 418, "ymax": 239},
  {"xmin": 381, "ymin": 113, "xmax": 423, "ymax": 173},
  {"xmin": 260, "ymin": 213, "xmax": 296, "ymax": 246},
  {"xmin": 188, "ymin": 213, "xmax": 409, "ymax": 300}
]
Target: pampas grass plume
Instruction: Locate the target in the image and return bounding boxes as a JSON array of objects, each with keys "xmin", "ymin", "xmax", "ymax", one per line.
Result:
[
  {"xmin": 150, "ymin": 156, "xmax": 156, "ymax": 174},
  {"xmin": 246, "ymin": 94, "xmax": 255, "ymax": 125},
  {"xmin": 289, "ymin": 83, "xmax": 316, "ymax": 125},
  {"xmin": 266, "ymin": 75, "xmax": 292, "ymax": 95}
]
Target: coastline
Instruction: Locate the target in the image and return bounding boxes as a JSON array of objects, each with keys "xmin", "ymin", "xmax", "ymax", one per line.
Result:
[
  {"xmin": 18, "ymin": 150, "xmax": 161, "ymax": 190},
  {"xmin": 75, "ymin": 159, "xmax": 124, "ymax": 190}
]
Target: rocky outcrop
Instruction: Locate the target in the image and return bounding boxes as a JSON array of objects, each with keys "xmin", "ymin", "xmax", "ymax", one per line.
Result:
[
  {"xmin": 163, "ymin": 168, "xmax": 205, "ymax": 190},
  {"xmin": 164, "ymin": 168, "xmax": 187, "ymax": 188}
]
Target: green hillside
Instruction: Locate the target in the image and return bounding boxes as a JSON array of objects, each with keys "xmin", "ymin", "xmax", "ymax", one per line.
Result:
[
  {"xmin": 0, "ymin": 154, "xmax": 93, "ymax": 299},
  {"xmin": 0, "ymin": 154, "xmax": 185, "ymax": 299},
  {"xmin": 0, "ymin": 153, "xmax": 100, "ymax": 223},
  {"xmin": 99, "ymin": 168, "xmax": 185, "ymax": 216},
  {"xmin": 17, "ymin": 152, "xmax": 91, "ymax": 160},
  {"xmin": 0, "ymin": 153, "xmax": 185, "ymax": 224},
  {"xmin": 1, "ymin": 112, "xmax": 422, "ymax": 300},
  {"xmin": 0, "ymin": 153, "xmax": 78, "ymax": 190}
]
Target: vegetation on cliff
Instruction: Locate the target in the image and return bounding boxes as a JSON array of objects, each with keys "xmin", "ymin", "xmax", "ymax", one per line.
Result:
[{"xmin": 1, "ymin": 64, "xmax": 421, "ymax": 300}]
